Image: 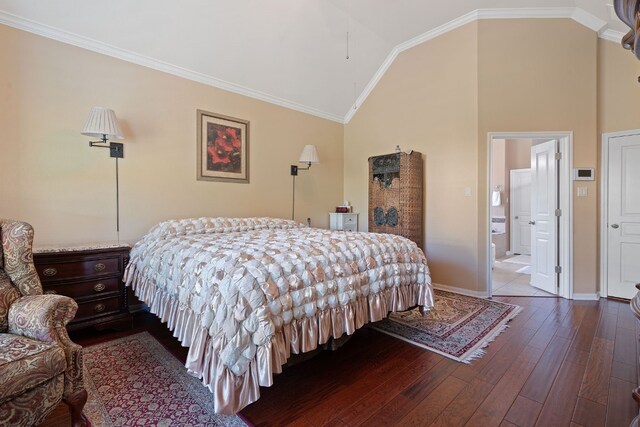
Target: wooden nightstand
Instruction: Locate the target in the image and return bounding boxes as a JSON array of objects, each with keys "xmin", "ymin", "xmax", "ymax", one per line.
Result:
[
  {"xmin": 329, "ymin": 213, "xmax": 359, "ymax": 231},
  {"xmin": 33, "ymin": 244, "xmax": 132, "ymax": 331}
]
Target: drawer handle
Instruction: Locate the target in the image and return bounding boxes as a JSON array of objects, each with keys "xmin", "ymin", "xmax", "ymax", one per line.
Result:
[
  {"xmin": 45, "ymin": 290, "xmax": 57, "ymax": 295},
  {"xmin": 42, "ymin": 267, "xmax": 58, "ymax": 277},
  {"xmin": 94, "ymin": 263, "xmax": 106, "ymax": 272},
  {"xmin": 93, "ymin": 283, "xmax": 106, "ymax": 292},
  {"xmin": 94, "ymin": 303, "xmax": 106, "ymax": 313}
]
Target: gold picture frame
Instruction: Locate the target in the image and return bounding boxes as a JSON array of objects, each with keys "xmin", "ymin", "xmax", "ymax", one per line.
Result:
[{"xmin": 196, "ymin": 110, "xmax": 250, "ymax": 183}]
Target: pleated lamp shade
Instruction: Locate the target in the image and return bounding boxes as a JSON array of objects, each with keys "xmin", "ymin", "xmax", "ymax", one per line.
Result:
[
  {"xmin": 81, "ymin": 107, "xmax": 124, "ymax": 140},
  {"xmin": 298, "ymin": 145, "xmax": 320, "ymax": 164}
]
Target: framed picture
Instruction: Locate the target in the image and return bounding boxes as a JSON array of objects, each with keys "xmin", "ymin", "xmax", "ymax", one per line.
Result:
[{"xmin": 197, "ymin": 110, "xmax": 250, "ymax": 183}]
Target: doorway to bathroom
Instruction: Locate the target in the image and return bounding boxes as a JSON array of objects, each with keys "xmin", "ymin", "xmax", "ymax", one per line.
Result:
[{"xmin": 487, "ymin": 133, "xmax": 573, "ymax": 299}]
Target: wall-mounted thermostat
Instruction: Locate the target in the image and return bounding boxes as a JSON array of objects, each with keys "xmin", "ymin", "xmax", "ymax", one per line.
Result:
[{"xmin": 573, "ymin": 168, "xmax": 595, "ymax": 181}]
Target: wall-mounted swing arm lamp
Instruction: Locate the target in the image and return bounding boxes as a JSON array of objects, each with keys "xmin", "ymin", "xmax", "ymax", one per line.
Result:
[
  {"xmin": 290, "ymin": 144, "xmax": 320, "ymax": 221},
  {"xmin": 81, "ymin": 107, "xmax": 125, "ymax": 236},
  {"xmin": 81, "ymin": 107, "xmax": 124, "ymax": 158}
]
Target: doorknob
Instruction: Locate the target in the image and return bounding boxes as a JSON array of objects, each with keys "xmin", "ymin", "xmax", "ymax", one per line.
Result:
[
  {"xmin": 515, "ymin": 216, "xmax": 519, "ymax": 219},
  {"xmin": 611, "ymin": 224, "xmax": 620, "ymax": 229},
  {"xmin": 529, "ymin": 221, "xmax": 536, "ymax": 225}
]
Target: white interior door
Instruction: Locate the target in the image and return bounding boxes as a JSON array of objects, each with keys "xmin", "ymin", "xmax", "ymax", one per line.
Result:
[
  {"xmin": 510, "ymin": 168, "xmax": 532, "ymax": 255},
  {"xmin": 530, "ymin": 140, "xmax": 558, "ymax": 294},
  {"xmin": 607, "ymin": 134, "xmax": 640, "ymax": 299}
]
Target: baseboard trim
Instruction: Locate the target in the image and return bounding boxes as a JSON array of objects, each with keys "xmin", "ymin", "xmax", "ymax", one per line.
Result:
[
  {"xmin": 433, "ymin": 283, "xmax": 490, "ymax": 299},
  {"xmin": 572, "ymin": 292, "xmax": 600, "ymax": 301}
]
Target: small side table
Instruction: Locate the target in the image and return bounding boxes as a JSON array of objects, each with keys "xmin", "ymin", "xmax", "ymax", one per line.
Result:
[
  {"xmin": 33, "ymin": 243, "xmax": 132, "ymax": 331},
  {"xmin": 329, "ymin": 213, "xmax": 359, "ymax": 232}
]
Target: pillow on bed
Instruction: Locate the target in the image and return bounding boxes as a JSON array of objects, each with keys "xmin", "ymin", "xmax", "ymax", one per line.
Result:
[{"xmin": 145, "ymin": 217, "xmax": 304, "ymax": 240}]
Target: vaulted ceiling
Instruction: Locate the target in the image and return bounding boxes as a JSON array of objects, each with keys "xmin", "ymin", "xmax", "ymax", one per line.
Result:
[{"xmin": 0, "ymin": 1, "xmax": 627, "ymax": 122}]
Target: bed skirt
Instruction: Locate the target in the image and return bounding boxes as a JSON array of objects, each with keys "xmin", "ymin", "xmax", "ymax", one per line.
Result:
[{"xmin": 126, "ymin": 266, "xmax": 433, "ymax": 414}]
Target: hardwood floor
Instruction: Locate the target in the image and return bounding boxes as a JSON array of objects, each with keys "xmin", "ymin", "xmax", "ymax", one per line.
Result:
[{"xmin": 41, "ymin": 296, "xmax": 638, "ymax": 427}]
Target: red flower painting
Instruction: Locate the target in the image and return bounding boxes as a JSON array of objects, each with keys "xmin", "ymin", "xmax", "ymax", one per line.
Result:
[
  {"xmin": 206, "ymin": 124, "xmax": 242, "ymax": 173},
  {"xmin": 198, "ymin": 110, "xmax": 249, "ymax": 183}
]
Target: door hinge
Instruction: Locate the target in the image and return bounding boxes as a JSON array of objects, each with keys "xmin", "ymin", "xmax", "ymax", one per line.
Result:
[
  {"xmin": 555, "ymin": 152, "xmax": 562, "ymax": 160},
  {"xmin": 555, "ymin": 209, "xmax": 562, "ymax": 217},
  {"xmin": 555, "ymin": 265, "xmax": 562, "ymax": 274}
]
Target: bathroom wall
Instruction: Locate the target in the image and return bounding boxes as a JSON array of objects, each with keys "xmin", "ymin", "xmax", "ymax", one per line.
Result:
[
  {"xmin": 492, "ymin": 138, "xmax": 532, "ymax": 260},
  {"xmin": 491, "ymin": 139, "xmax": 507, "ymax": 258},
  {"xmin": 504, "ymin": 139, "xmax": 532, "ymax": 255},
  {"xmin": 491, "ymin": 139, "xmax": 506, "ymax": 218},
  {"xmin": 506, "ymin": 139, "xmax": 532, "ymax": 170}
]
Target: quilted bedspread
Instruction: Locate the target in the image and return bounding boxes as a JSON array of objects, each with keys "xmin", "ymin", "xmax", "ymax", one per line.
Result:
[{"xmin": 124, "ymin": 217, "xmax": 433, "ymax": 414}]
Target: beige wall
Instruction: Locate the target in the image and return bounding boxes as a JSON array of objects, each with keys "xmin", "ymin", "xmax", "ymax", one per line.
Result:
[
  {"xmin": 3, "ymin": 19, "xmax": 639, "ymax": 295},
  {"xmin": 598, "ymin": 39, "xmax": 640, "ymax": 134},
  {"xmin": 478, "ymin": 19, "xmax": 598, "ymax": 295},
  {"xmin": 345, "ymin": 22, "xmax": 479, "ymax": 289},
  {"xmin": 346, "ymin": 19, "xmax": 610, "ymax": 295},
  {"xmin": 0, "ymin": 25, "xmax": 344, "ymax": 246}
]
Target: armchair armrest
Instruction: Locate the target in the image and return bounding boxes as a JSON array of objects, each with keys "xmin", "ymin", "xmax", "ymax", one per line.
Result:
[
  {"xmin": 8, "ymin": 294, "xmax": 77, "ymax": 342},
  {"xmin": 8, "ymin": 295, "xmax": 85, "ymax": 397}
]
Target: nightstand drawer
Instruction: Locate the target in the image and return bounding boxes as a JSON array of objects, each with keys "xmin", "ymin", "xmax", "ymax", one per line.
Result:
[
  {"xmin": 75, "ymin": 296, "xmax": 122, "ymax": 321},
  {"xmin": 343, "ymin": 215, "xmax": 357, "ymax": 224},
  {"xmin": 329, "ymin": 212, "xmax": 359, "ymax": 232},
  {"xmin": 44, "ymin": 277, "xmax": 120, "ymax": 299},
  {"xmin": 34, "ymin": 245, "xmax": 131, "ymax": 331},
  {"xmin": 36, "ymin": 257, "xmax": 120, "ymax": 281}
]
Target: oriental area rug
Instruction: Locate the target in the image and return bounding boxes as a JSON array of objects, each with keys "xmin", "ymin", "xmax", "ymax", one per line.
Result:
[
  {"xmin": 371, "ymin": 289, "xmax": 521, "ymax": 363},
  {"xmin": 82, "ymin": 332, "xmax": 247, "ymax": 427}
]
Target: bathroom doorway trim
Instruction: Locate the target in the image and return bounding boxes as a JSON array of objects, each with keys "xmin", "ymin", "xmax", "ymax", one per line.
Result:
[{"xmin": 486, "ymin": 132, "xmax": 574, "ymax": 300}]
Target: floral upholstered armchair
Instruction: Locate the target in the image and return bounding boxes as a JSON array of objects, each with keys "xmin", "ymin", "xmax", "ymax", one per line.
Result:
[{"xmin": 0, "ymin": 220, "xmax": 87, "ymax": 427}]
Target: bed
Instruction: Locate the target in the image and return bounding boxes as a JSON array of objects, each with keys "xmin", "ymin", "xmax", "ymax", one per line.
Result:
[{"xmin": 124, "ymin": 217, "xmax": 433, "ymax": 414}]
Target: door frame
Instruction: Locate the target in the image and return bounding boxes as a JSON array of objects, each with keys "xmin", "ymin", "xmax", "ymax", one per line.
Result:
[
  {"xmin": 600, "ymin": 129, "xmax": 640, "ymax": 298},
  {"xmin": 487, "ymin": 132, "xmax": 574, "ymax": 299}
]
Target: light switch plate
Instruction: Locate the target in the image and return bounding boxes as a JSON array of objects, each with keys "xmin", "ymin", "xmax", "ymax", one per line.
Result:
[
  {"xmin": 577, "ymin": 187, "xmax": 587, "ymax": 197},
  {"xmin": 464, "ymin": 187, "xmax": 472, "ymax": 197}
]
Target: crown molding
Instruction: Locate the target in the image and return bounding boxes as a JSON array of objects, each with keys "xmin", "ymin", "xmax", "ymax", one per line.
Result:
[
  {"xmin": 0, "ymin": 7, "xmax": 622, "ymax": 126},
  {"xmin": 477, "ymin": 7, "xmax": 574, "ymax": 20},
  {"xmin": 570, "ymin": 8, "xmax": 608, "ymax": 33},
  {"xmin": 0, "ymin": 11, "xmax": 345, "ymax": 124},
  {"xmin": 344, "ymin": 9, "xmax": 481, "ymax": 123},
  {"xmin": 345, "ymin": 7, "xmax": 616, "ymax": 123},
  {"xmin": 600, "ymin": 28, "xmax": 625, "ymax": 43}
]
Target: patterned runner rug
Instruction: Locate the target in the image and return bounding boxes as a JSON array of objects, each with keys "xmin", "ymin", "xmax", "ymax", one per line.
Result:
[
  {"xmin": 371, "ymin": 290, "xmax": 521, "ymax": 363},
  {"xmin": 83, "ymin": 332, "xmax": 247, "ymax": 427}
]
